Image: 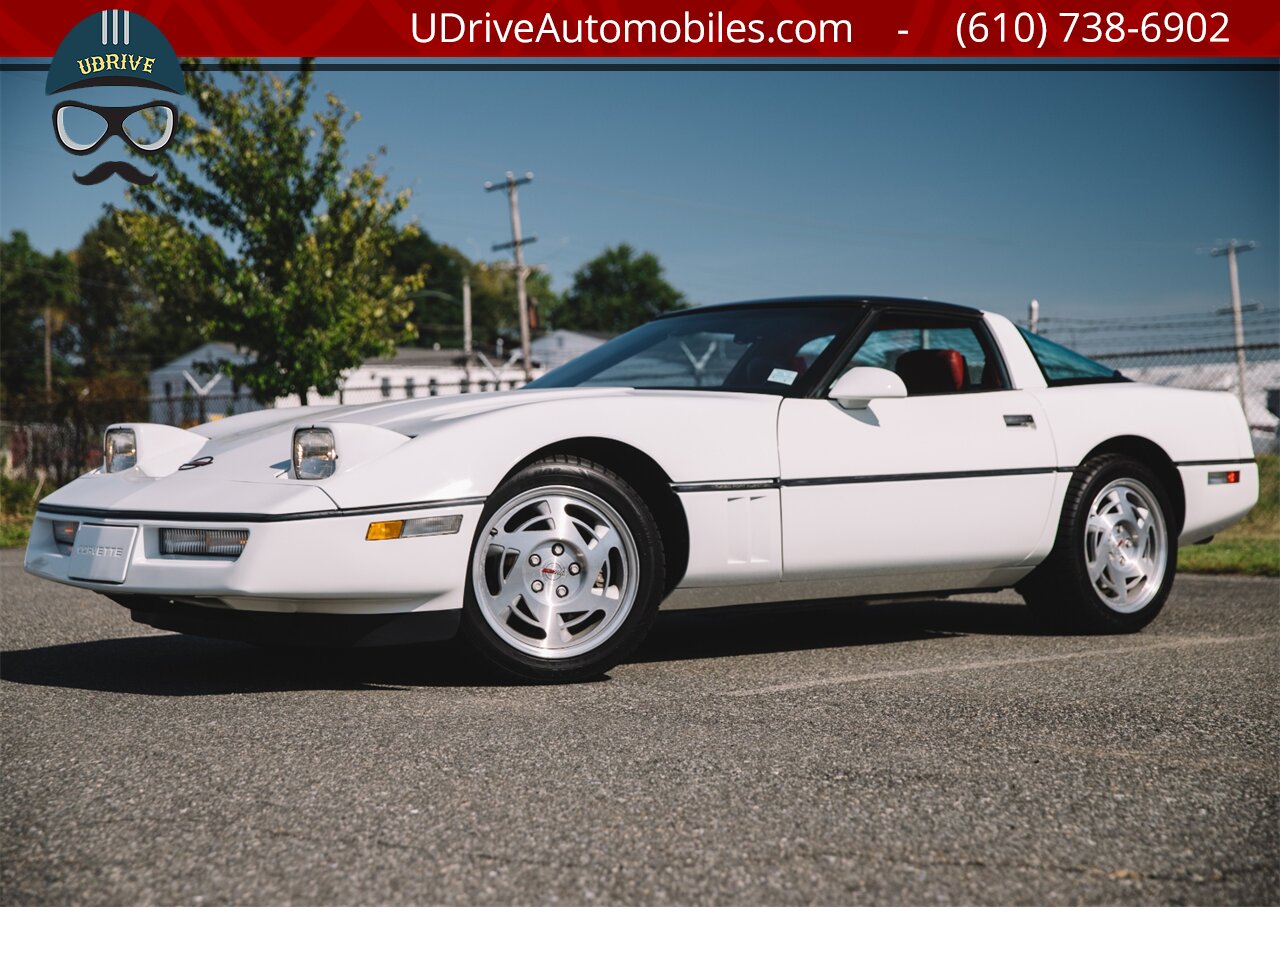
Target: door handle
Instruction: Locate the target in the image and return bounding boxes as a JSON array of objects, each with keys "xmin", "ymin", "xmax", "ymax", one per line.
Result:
[{"xmin": 1003, "ymin": 414, "xmax": 1036, "ymax": 428}]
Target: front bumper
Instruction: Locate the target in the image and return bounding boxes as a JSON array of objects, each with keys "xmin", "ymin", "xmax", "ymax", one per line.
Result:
[{"xmin": 24, "ymin": 501, "xmax": 483, "ymax": 617}]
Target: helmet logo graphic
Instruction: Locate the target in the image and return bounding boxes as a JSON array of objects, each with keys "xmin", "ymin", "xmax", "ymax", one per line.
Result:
[{"xmin": 46, "ymin": 10, "xmax": 186, "ymax": 186}]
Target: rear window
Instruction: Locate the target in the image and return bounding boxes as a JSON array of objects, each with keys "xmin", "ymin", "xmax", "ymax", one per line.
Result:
[{"xmin": 1017, "ymin": 328, "xmax": 1127, "ymax": 386}]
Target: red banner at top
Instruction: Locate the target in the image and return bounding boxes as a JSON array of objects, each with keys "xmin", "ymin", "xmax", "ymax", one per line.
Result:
[{"xmin": 2, "ymin": 0, "xmax": 1278, "ymax": 58}]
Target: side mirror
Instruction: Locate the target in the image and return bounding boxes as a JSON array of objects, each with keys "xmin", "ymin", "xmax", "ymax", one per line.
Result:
[{"xmin": 828, "ymin": 367, "xmax": 908, "ymax": 409}]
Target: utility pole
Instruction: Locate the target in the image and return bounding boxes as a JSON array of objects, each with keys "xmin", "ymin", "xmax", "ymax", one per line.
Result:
[
  {"xmin": 1028, "ymin": 298, "xmax": 1039, "ymax": 335},
  {"xmin": 43, "ymin": 309, "xmax": 53, "ymax": 403},
  {"xmin": 485, "ymin": 171, "xmax": 537, "ymax": 382},
  {"xmin": 462, "ymin": 273, "xmax": 473, "ymax": 390},
  {"xmin": 462, "ymin": 274, "xmax": 473, "ymax": 358},
  {"xmin": 1210, "ymin": 239, "xmax": 1256, "ymax": 410}
]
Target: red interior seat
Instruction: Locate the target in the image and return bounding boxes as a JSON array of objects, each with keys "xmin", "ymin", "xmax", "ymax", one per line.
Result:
[{"xmin": 895, "ymin": 349, "xmax": 970, "ymax": 395}]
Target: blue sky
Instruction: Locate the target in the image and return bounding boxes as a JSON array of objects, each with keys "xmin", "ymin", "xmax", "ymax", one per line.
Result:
[{"xmin": 2, "ymin": 66, "xmax": 1277, "ymax": 328}]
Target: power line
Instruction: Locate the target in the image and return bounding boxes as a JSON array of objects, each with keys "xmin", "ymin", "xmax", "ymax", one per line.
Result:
[
  {"xmin": 1093, "ymin": 342, "xmax": 1279, "ymax": 361},
  {"xmin": 1041, "ymin": 307, "xmax": 1275, "ymax": 326}
]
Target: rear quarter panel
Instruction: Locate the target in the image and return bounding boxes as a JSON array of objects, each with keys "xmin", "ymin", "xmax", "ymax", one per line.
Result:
[{"xmin": 1033, "ymin": 382, "xmax": 1257, "ymax": 543}]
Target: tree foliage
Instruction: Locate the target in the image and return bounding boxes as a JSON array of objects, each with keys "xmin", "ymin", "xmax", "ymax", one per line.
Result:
[
  {"xmin": 115, "ymin": 59, "xmax": 424, "ymax": 404},
  {"xmin": 73, "ymin": 213, "xmax": 204, "ymax": 380},
  {"xmin": 391, "ymin": 230, "xmax": 468, "ymax": 347},
  {"xmin": 467, "ymin": 262, "xmax": 559, "ymax": 349},
  {"xmin": 1, "ymin": 219, "xmax": 205, "ymax": 412},
  {"xmin": 390, "ymin": 231, "xmax": 559, "ymax": 351},
  {"xmin": 0, "ymin": 231, "xmax": 76, "ymax": 402},
  {"xmin": 552, "ymin": 244, "xmax": 687, "ymax": 334}
]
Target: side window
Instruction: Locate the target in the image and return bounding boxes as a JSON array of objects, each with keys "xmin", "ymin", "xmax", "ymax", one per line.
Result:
[{"xmin": 841, "ymin": 314, "xmax": 1008, "ymax": 396}]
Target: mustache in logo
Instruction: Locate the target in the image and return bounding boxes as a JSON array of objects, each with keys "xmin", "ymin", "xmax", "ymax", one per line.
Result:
[{"xmin": 73, "ymin": 161, "xmax": 156, "ymax": 186}]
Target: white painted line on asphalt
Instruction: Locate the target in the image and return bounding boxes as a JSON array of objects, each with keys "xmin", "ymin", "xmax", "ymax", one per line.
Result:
[{"xmin": 722, "ymin": 633, "xmax": 1265, "ymax": 697}]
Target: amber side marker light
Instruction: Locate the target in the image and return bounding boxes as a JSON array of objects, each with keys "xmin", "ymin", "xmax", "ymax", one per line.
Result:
[
  {"xmin": 1208, "ymin": 471, "xmax": 1241, "ymax": 485},
  {"xmin": 366, "ymin": 516, "xmax": 463, "ymax": 541}
]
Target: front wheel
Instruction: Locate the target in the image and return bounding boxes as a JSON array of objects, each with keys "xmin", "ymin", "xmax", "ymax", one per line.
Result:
[
  {"xmin": 1018, "ymin": 455, "xmax": 1177, "ymax": 633},
  {"xmin": 460, "ymin": 455, "xmax": 665, "ymax": 682}
]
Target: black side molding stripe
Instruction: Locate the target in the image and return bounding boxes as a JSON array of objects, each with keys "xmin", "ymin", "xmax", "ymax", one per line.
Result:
[
  {"xmin": 672, "ymin": 460, "xmax": 1252, "ymax": 492},
  {"xmin": 674, "ymin": 467, "xmax": 1071, "ymax": 492},
  {"xmin": 1172, "ymin": 458, "xmax": 1257, "ymax": 468},
  {"xmin": 783, "ymin": 466, "xmax": 1059, "ymax": 487},
  {"xmin": 35, "ymin": 496, "xmax": 488, "ymax": 524},
  {"xmin": 671, "ymin": 479, "xmax": 781, "ymax": 493}
]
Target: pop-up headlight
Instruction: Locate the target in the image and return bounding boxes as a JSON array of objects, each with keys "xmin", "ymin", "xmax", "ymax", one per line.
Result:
[
  {"xmin": 293, "ymin": 428, "xmax": 337, "ymax": 480},
  {"xmin": 103, "ymin": 428, "xmax": 137, "ymax": 473}
]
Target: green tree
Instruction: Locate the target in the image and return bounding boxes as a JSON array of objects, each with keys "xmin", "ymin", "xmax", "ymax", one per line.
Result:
[
  {"xmin": 73, "ymin": 213, "xmax": 204, "ymax": 379},
  {"xmin": 553, "ymin": 244, "xmax": 687, "ymax": 334},
  {"xmin": 115, "ymin": 59, "xmax": 424, "ymax": 404},
  {"xmin": 467, "ymin": 262, "xmax": 559, "ymax": 351},
  {"xmin": 0, "ymin": 231, "xmax": 77, "ymax": 403},
  {"xmin": 391, "ymin": 230, "xmax": 469, "ymax": 347},
  {"xmin": 389, "ymin": 233, "xmax": 561, "ymax": 353}
]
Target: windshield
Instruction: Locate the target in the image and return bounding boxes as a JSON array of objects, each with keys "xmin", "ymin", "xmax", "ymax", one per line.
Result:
[
  {"xmin": 1017, "ymin": 327, "xmax": 1127, "ymax": 386},
  {"xmin": 526, "ymin": 307, "xmax": 852, "ymax": 396}
]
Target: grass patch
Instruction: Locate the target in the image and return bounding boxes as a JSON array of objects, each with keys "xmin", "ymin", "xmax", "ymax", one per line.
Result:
[
  {"xmin": 0, "ymin": 475, "xmax": 43, "ymax": 549},
  {"xmin": 1179, "ymin": 453, "xmax": 1279, "ymax": 577}
]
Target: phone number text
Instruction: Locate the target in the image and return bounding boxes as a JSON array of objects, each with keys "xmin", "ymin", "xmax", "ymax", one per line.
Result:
[{"xmin": 955, "ymin": 11, "xmax": 1230, "ymax": 49}]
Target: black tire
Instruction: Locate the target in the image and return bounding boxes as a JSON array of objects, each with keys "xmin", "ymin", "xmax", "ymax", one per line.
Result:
[
  {"xmin": 1017, "ymin": 454, "xmax": 1177, "ymax": 633},
  {"xmin": 460, "ymin": 455, "xmax": 665, "ymax": 682}
]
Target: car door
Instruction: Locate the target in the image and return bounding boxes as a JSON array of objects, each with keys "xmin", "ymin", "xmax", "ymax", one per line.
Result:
[{"xmin": 778, "ymin": 309, "xmax": 1057, "ymax": 580}]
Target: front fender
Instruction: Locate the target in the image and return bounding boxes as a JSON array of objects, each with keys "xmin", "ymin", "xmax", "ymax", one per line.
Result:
[{"xmin": 318, "ymin": 393, "xmax": 782, "ymax": 510}]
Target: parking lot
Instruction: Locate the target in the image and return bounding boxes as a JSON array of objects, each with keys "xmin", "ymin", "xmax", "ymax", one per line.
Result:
[{"xmin": 1, "ymin": 547, "xmax": 1275, "ymax": 905}]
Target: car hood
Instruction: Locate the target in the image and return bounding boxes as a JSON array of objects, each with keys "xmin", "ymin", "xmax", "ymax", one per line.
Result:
[
  {"xmin": 192, "ymin": 387, "xmax": 638, "ymax": 442},
  {"xmin": 41, "ymin": 386, "xmax": 784, "ymax": 515},
  {"xmin": 137, "ymin": 387, "xmax": 639, "ymax": 482}
]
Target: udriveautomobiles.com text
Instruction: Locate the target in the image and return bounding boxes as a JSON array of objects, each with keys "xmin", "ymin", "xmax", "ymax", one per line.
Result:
[{"xmin": 410, "ymin": 11, "xmax": 855, "ymax": 47}]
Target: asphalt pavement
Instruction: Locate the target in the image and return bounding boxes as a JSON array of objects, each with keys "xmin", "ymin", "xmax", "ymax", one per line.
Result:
[{"xmin": 1, "ymin": 548, "xmax": 1276, "ymax": 905}]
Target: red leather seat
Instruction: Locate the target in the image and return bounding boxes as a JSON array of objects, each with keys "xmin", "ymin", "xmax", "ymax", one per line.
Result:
[{"xmin": 895, "ymin": 348, "xmax": 970, "ymax": 395}]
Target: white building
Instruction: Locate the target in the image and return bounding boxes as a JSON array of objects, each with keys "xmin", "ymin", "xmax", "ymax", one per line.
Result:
[
  {"xmin": 148, "ymin": 341, "xmax": 565, "ymax": 426},
  {"xmin": 148, "ymin": 342, "xmax": 254, "ymax": 425},
  {"xmin": 518, "ymin": 329, "xmax": 608, "ymax": 369},
  {"xmin": 275, "ymin": 347, "xmax": 535, "ymax": 408}
]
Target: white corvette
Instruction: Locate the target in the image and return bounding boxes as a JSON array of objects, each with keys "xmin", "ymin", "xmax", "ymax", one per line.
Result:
[{"xmin": 25, "ymin": 297, "xmax": 1258, "ymax": 680}]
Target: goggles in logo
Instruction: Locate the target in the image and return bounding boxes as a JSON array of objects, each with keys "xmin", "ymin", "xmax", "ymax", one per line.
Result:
[{"xmin": 52, "ymin": 100, "xmax": 175, "ymax": 155}]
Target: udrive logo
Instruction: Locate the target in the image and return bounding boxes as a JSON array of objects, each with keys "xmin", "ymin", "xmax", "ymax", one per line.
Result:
[{"xmin": 46, "ymin": 10, "xmax": 186, "ymax": 186}]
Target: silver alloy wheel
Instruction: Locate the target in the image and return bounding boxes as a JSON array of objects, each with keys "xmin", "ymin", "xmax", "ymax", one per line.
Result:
[
  {"xmin": 1083, "ymin": 478, "xmax": 1168, "ymax": 614},
  {"xmin": 471, "ymin": 485, "xmax": 641, "ymax": 659}
]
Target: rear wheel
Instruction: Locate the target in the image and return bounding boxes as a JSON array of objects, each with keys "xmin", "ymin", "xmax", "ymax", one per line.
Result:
[
  {"xmin": 461, "ymin": 455, "xmax": 665, "ymax": 681},
  {"xmin": 1018, "ymin": 455, "xmax": 1176, "ymax": 633}
]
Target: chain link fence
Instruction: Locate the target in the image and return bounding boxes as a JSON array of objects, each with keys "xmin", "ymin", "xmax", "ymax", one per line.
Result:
[
  {"xmin": 1, "ymin": 394, "xmax": 148, "ymax": 487},
  {"xmin": 1035, "ymin": 309, "xmax": 1279, "ymax": 453}
]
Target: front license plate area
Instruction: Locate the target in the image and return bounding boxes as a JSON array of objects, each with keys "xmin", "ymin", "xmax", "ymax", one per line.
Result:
[{"xmin": 68, "ymin": 524, "xmax": 137, "ymax": 583}]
